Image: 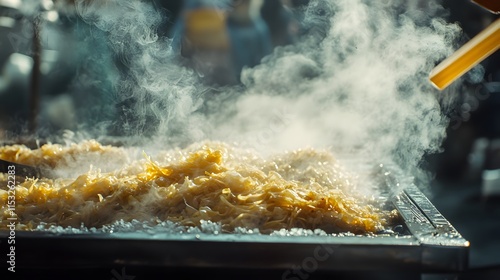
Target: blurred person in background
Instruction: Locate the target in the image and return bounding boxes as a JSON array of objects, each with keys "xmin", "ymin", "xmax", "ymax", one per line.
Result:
[
  {"xmin": 172, "ymin": 0, "xmax": 273, "ymax": 85},
  {"xmin": 260, "ymin": 0, "xmax": 300, "ymax": 48},
  {"xmin": 172, "ymin": 0, "xmax": 234, "ymax": 85},
  {"xmin": 226, "ymin": 0, "xmax": 273, "ymax": 81}
]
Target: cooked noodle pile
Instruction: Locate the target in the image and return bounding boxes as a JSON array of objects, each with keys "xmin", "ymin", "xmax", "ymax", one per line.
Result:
[{"xmin": 0, "ymin": 140, "xmax": 396, "ymax": 234}]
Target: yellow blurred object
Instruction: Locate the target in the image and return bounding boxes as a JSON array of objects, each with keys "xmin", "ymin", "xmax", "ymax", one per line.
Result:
[
  {"xmin": 472, "ymin": 0, "xmax": 500, "ymax": 14},
  {"xmin": 429, "ymin": 18, "xmax": 500, "ymax": 90},
  {"xmin": 184, "ymin": 8, "xmax": 230, "ymax": 51}
]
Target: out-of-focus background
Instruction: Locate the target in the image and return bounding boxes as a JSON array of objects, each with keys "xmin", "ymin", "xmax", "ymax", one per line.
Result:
[
  {"xmin": 0, "ymin": 0, "xmax": 499, "ymax": 278},
  {"xmin": 427, "ymin": 0, "xmax": 500, "ymax": 277}
]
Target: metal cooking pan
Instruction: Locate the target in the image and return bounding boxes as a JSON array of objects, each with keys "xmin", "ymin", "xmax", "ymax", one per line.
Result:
[{"xmin": 0, "ymin": 167, "xmax": 469, "ymax": 279}]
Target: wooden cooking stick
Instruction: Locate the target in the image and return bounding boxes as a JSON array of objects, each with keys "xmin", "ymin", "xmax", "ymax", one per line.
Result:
[{"xmin": 429, "ymin": 18, "xmax": 500, "ymax": 90}]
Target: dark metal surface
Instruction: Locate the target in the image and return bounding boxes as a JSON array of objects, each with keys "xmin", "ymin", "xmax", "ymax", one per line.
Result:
[{"xmin": 0, "ymin": 158, "xmax": 46, "ymax": 178}]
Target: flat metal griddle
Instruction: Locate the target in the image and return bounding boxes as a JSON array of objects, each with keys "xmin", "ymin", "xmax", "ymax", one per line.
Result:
[{"xmin": 0, "ymin": 166, "xmax": 469, "ymax": 278}]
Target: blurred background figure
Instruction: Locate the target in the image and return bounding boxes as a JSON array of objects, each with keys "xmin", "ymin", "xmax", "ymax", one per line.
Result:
[
  {"xmin": 172, "ymin": 0, "xmax": 234, "ymax": 85},
  {"xmin": 172, "ymin": 0, "xmax": 273, "ymax": 85},
  {"xmin": 226, "ymin": 0, "xmax": 273, "ymax": 81},
  {"xmin": 260, "ymin": 0, "xmax": 300, "ymax": 48}
]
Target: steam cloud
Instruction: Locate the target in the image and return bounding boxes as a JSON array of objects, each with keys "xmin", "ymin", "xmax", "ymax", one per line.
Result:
[{"xmin": 73, "ymin": 0, "xmax": 479, "ymax": 185}]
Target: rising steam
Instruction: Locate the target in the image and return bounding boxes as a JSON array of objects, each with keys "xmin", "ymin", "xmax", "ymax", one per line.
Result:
[{"xmin": 72, "ymin": 0, "xmax": 477, "ymax": 184}]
